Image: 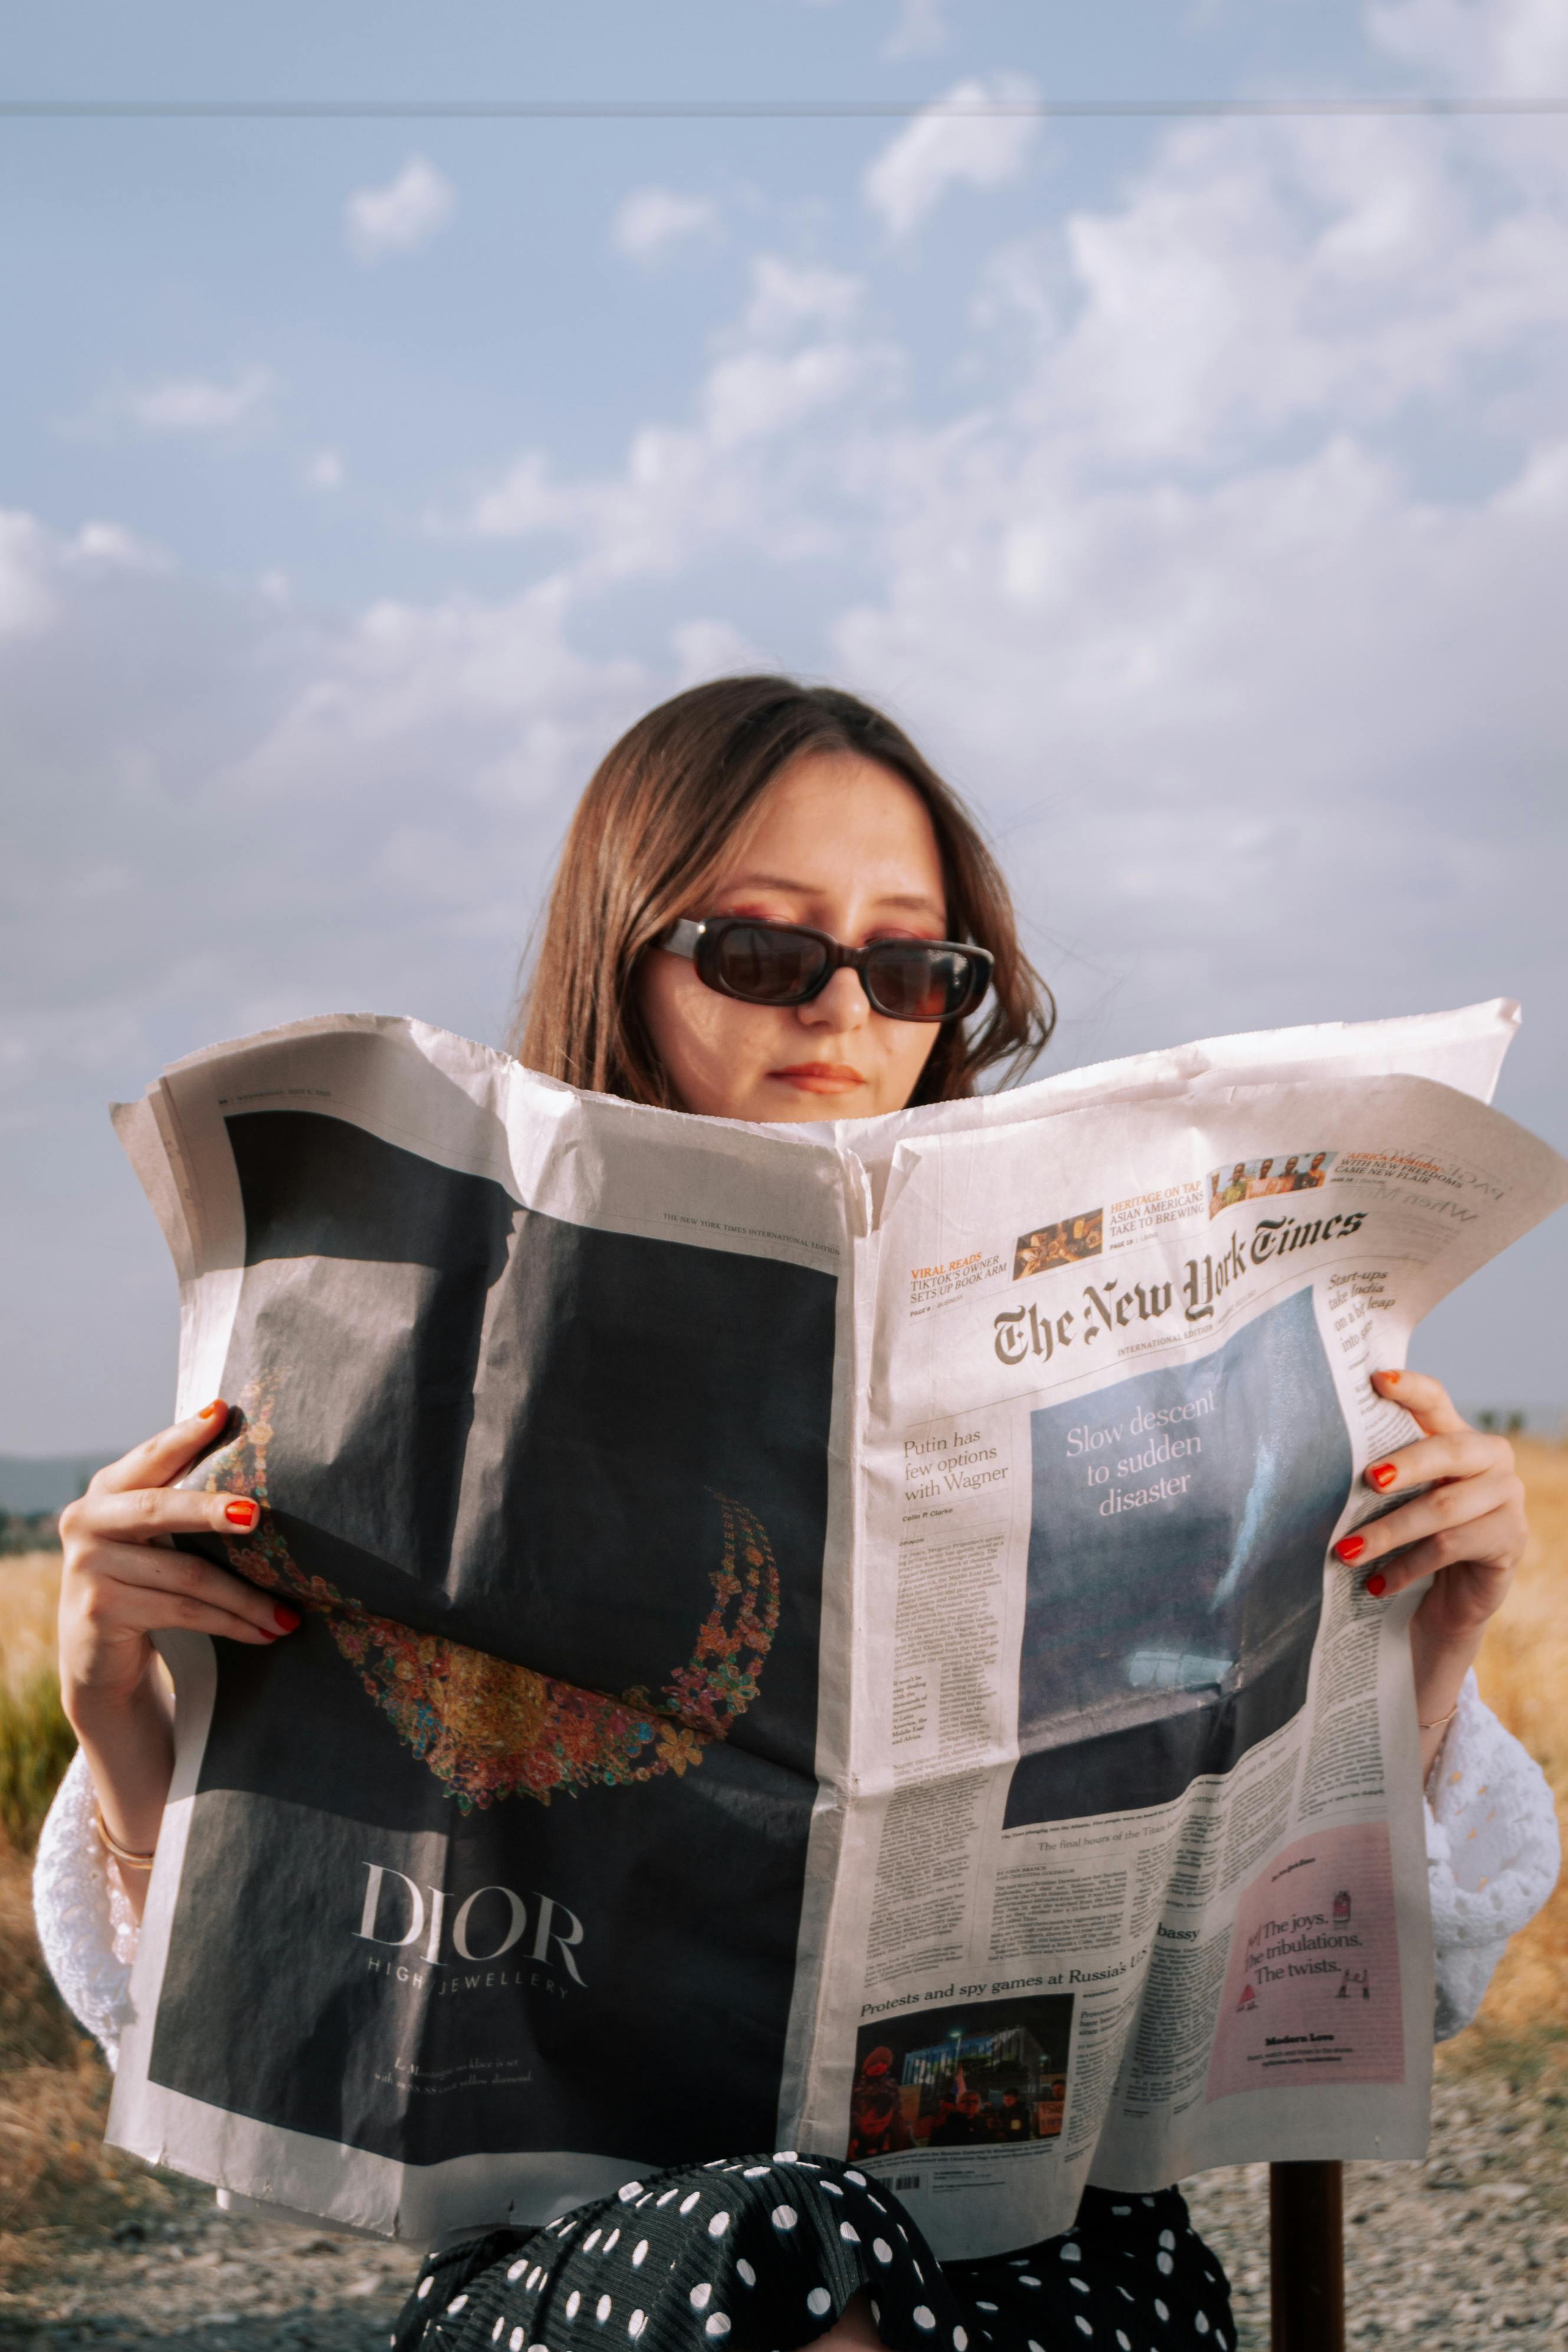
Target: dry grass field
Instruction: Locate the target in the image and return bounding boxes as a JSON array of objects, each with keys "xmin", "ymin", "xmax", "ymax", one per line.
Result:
[
  {"xmin": 0, "ymin": 1553, "xmax": 168, "ymax": 2270},
  {"xmin": 0, "ymin": 1446, "xmax": 1560, "ymax": 2273}
]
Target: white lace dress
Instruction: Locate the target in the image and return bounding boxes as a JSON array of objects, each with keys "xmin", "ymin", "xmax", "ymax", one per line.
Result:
[{"xmin": 33, "ymin": 1672, "xmax": 1559, "ymax": 2072}]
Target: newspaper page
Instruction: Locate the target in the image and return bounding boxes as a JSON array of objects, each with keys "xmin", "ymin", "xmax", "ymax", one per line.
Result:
[{"xmin": 103, "ymin": 1002, "xmax": 1567, "ymax": 2253}]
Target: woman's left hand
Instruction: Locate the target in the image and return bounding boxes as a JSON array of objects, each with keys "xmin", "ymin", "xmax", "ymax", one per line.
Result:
[{"xmin": 1334, "ymin": 1368, "xmax": 1527, "ymax": 1774}]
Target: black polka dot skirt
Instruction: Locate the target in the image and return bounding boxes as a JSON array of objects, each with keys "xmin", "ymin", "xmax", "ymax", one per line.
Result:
[{"xmin": 393, "ymin": 2157, "xmax": 1236, "ymax": 2352}]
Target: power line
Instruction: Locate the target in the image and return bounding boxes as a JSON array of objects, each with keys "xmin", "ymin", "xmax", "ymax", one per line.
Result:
[{"xmin": 0, "ymin": 95, "xmax": 1566, "ymax": 121}]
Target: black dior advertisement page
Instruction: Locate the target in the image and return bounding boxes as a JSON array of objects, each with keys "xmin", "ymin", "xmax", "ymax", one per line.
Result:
[
  {"xmin": 159, "ymin": 1107, "xmax": 835, "ymax": 2171},
  {"xmin": 108, "ymin": 1020, "xmax": 854, "ymax": 2239}
]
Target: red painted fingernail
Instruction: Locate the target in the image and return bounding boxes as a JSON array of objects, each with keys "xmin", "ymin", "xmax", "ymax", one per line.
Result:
[
  {"xmin": 224, "ymin": 1499, "xmax": 259, "ymax": 1529},
  {"xmin": 1366, "ymin": 1462, "xmax": 1398, "ymax": 1490},
  {"xmin": 1366, "ymin": 1572, "xmax": 1387, "ymax": 1597},
  {"xmin": 1336, "ymin": 1534, "xmax": 1366, "ymax": 1563},
  {"xmin": 273, "ymin": 1603, "xmax": 300, "ymax": 1633},
  {"xmin": 199, "ymin": 1399, "xmax": 225, "ymax": 1421},
  {"xmin": 1380, "ymin": 1369, "xmax": 1401, "ymax": 1386}
]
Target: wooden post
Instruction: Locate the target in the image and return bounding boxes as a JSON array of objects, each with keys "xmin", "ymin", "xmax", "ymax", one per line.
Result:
[{"xmin": 1269, "ymin": 2161, "xmax": 1344, "ymax": 2352}]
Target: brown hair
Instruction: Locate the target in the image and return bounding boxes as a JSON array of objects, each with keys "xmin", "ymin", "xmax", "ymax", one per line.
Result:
[{"xmin": 511, "ymin": 675, "xmax": 1054, "ymax": 1108}]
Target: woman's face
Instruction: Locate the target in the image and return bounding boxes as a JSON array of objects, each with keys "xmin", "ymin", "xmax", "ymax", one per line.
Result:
[{"xmin": 639, "ymin": 750, "xmax": 949, "ymax": 1123}]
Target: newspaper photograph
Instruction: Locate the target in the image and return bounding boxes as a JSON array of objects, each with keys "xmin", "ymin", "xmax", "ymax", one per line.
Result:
[{"xmin": 104, "ymin": 999, "xmax": 1567, "ymax": 2257}]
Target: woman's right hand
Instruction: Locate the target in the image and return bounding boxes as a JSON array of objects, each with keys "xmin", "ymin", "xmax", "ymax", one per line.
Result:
[{"xmin": 58, "ymin": 1400, "xmax": 300, "ymax": 1724}]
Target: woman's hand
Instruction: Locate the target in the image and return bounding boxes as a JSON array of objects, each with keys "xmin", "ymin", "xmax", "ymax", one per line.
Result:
[
  {"xmin": 60, "ymin": 1402, "xmax": 297, "ymax": 1710},
  {"xmin": 1333, "ymin": 1369, "xmax": 1526, "ymax": 1777},
  {"xmin": 57, "ymin": 1400, "xmax": 297, "ymax": 1911}
]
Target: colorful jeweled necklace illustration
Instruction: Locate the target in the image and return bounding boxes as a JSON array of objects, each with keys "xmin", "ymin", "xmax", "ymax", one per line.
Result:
[{"xmin": 198, "ymin": 1378, "xmax": 780, "ymax": 1812}]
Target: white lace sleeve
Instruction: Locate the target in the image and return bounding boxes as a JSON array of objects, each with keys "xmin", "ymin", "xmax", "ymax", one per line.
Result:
[
  {"xmin": 32, "ymin": 1747, "xmax": 140, "ymax": 2071},
  {"xmin": 1425, "ymin": 1669, "xmax": 1560, "ymax": 2040}
]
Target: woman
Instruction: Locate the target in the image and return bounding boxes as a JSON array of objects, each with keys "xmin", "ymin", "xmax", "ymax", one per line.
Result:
[{"xmin": 37, "ymin": 680, "xmax": 1559, "ymax": 2352}]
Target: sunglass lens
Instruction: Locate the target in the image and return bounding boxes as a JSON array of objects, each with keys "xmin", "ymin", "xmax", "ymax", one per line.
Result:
[
  {"xmin": 709, "ymin": 923, "xmax": 830, "ymax": 1005},
  {"xmin": 864, "ymin": 943, "xmax": 977, "ymax": 1020}
]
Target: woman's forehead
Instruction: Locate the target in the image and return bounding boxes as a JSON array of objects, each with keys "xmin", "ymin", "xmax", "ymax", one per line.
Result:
[{"xmin": 713, "ymin": 752, "xmax": 946, "ymax": 909}]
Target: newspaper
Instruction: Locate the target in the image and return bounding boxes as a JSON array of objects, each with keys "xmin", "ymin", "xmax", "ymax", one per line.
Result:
[{"xmin": 104, "ymin": 999, "xmax": 1567, "ymax": 2259}]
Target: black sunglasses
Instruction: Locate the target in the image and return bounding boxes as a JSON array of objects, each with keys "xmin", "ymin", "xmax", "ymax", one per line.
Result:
[{"xmin": 660, "ymin": 917, "xmax": 993, "ymax": 1023}]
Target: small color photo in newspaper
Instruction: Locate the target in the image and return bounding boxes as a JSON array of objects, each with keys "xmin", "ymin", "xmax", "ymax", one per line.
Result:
[
  {"xmin": 1012, "ymin": 1206, "xmax": 1103, "ymax": 1279},
  {"xmin": 1207, "ymin": 1151, "xmax": 1335, "ymax": 1216},
  {"xmin": 847, "ymin": 1993, "xmax": 1074, "ymax": 2162}
]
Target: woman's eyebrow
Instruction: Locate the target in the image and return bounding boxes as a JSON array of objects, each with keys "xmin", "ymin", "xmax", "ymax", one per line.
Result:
[
  {"xmin": 868, "ymin": 891, "xmax": 947, "ymax": 916},
  {"xmin": 719, "ymin": 872, "xmax": 946, "ymax": 917}
]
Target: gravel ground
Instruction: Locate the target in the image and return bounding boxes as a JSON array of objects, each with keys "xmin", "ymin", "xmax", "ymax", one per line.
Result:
[
  {"xmin": 1184, "ymin": 2065, "xmax": 1568, "ymax": 2347},
  {"xmin": 0, "ymin": 2197, "xmax": 421, "ymax": 2352},
  {"xmin": 0, "ymin": 2069, "xmax": 1560, "ymax": 2350}
]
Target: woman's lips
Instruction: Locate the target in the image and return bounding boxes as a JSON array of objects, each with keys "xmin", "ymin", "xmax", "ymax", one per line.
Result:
[{"xmin": 769, "ymin": 1062, "xmax": 866, "ymax": 1094}]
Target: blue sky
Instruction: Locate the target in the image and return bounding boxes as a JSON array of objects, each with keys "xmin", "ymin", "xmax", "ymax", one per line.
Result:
[{"xmin": 2, "ymin": 0, "xmax": 1567, "ymax": 1451}]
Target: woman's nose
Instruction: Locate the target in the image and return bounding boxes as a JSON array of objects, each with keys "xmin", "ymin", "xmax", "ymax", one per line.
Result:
[{"xmin": 798, "ymin": 966, "xmax": 870, "ymax": 1030}]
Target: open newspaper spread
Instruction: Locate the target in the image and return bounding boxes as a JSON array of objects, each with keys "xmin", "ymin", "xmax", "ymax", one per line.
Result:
[{"xmin": 104, "ymin": 1000, "xmax": 1567, "ymax": 2258}]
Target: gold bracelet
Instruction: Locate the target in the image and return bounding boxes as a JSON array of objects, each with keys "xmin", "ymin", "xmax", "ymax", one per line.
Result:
[
  {"xmin": 1418, "ymin": 1700, "xmax": 1461, "ymax": 1733},
  {"xmin": 94, "ymin": 1806, "xmax": 156, "ymax": 1872}
]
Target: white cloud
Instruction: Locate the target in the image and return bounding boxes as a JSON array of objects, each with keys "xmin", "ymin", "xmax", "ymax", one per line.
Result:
[
  {"xmin": 461, "ymin": 424, "xmax": 749, "ymax": 581},
  {"xmin": 864, "ymin": 73, "xmax": 1041, "ymax": 238},
  {"xmin": 343, "ymin": 155, "xmax": 458, "ymax": 263},
  {"xmin": 0, "ymin": 511, "xmax": 58, "ymax": 638},
  {"xmin": 68, "ymin": 522, "xmax": 166, "ymax": 572},
  {"xmin": 218, "ymin": 582, "xmax": 648, "ymax": 819},
  {"xmin": 123, "ymin": 366, "xmax": 274, "ymax": 436},
  {"xmin": 744, "ymin": 255, "xmax": 864, "ymax": 340},
  {"xmin": 454, "ymin": 252, "xmax": 896, "ymax": 570},
  {"xmin": 883, "ymin": 0, "xmax": 949, "ymax": 58},
  {"xmin": 668, "ymin": 618, "xmax": 770, "ymax": 688},
  {"xmin": 609, "ymin": 186, "xmax": 720, "ymax": 261},
  {"xmin": 307, "ymin": 449, "xmax": 345, "ymax": 492},
  {"xmin": 911, "ymin": 103, "xmax": 1568, "ymax": 479},
  {"xmin": 464, "ymin": 450, "xmax": 565, "ymax": 541},
  {"xmin": 701, "ymin": 343, "xmax": 881, "ymax": 450},
  {"xmin": 0, "ymin": 511, "xmax": 164, "ymax": 639}
]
